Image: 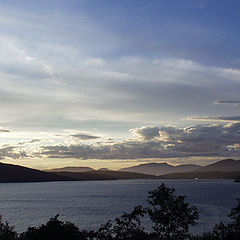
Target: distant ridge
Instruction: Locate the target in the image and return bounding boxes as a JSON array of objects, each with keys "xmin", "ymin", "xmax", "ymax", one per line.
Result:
[
  {"xmin": 119, "ymin": 162, "xmax": 201, "ymax": 176},
  {"xmin": 49, "ymin": 166, "xmax": 95, "ymax": 172},
  {"xmin": 55, "ymin": 170, "xmax": 157, "ymax": 180},
  {"xmin": 195, "ymin": 159, "xmax": 240, "ymax": 172},
  {"xmin": 98, "ymin": 168, "xmax": 110, "ymax": 171},
  {"xmin": 159, "ymin": 159, "xmax": 240, "ymax": 179}
]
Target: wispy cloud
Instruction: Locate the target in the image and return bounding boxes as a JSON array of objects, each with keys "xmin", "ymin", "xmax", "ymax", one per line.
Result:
[
  {"xmin": 214, "ymin": 100, "xmax": 240, "ymax": 106},
  {"xmin": 187, "ymin": 116, "xmax": 240, "ymax": 122},
  {"xmin": 71, "ymin": 133, "xmax": 100, "ymax": 140},
  {"xmin": 0, "ymin": 128, "xmax": 11, "ymax": 133},
  {"xmin": 0, "ymin": 0, "xmax": 240, "ymax": 168}
]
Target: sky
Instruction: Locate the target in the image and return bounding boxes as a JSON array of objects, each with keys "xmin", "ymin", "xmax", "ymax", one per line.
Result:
[{"xmin": 0, "ymin": 0, "xmax": 240, "ymax": 170}]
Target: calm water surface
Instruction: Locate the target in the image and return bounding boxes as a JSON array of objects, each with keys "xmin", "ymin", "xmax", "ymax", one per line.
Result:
[{"xmin": 0, "ymin": 179, "xmax": 239, "ymax": 234}]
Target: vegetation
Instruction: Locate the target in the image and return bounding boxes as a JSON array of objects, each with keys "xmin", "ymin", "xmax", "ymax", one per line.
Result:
[
  {"xmin": 147, "ymin": 184, "xmax": 198, "ymax": 239},
  {"xmin": 0, "ymin": 183, "xmax": 239, "ymax": 240}
]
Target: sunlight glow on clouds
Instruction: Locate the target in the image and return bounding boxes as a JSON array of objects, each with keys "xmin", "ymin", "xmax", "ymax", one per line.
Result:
[
  {"xmin": 37, "ymin": 123, "xmax": 240, "ymax": 160},
  {"xmin": 1, "ymin": 123, "xmax": 240, "ymax": 167}
]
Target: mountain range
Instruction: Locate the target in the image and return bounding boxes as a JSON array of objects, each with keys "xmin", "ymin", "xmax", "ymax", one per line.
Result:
[
  {"xmin": 49, "ymin": 162, "xmax": 202, "ymax": 175},
  {"xmin": 159, "ymin": 159, "xmax": 240, "ymax": 179},
  {"xmin": 50, "ymin": 166, "xmax": 94, "ymax": 172},
  {"xmin": 118, "ymin": 163, "xmax": 201, "ymax": 175},
  {"xmin": 118, "ymin": 159, "xmax": 240, "ymax": 176},
  {"xmin": 49, "ymin": 159, "xmax": 240, "ymax": 180},
  {"xmin": 194, "ymin": 159, "xmax": 240, "ymax": 172},
  {"xmin": 1, "ymin": 159, "xmax": 240, "ymax": 183}
]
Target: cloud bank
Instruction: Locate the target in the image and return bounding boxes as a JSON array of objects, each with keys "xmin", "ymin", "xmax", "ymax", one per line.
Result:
[{"xmin": 34, "ymin": 122, "xmax": 240, "ymax": 160}]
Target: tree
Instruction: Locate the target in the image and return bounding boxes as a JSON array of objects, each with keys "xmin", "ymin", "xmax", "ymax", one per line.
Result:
[
  {"xmin": 147, "ymin": 183, "xmax": 199, "ymax": 240},
  {"xmin": 211, "ymin": 222, "xmax": 231, "ymax": 240},
  {"xmin": 96, "ymin": 205, "xmax": 149, "ymax": 240},
  {"xmin": 209, "ymin": 199, "xmax": 240, "ymax": 240},
  {"xmin": 228, "ymin": 198, "xmax": 240, "ymax": 232},
  {"xmin": 19, "ymin": 215, "xmax": 87, "ymax": 240},
  {"xmin": 224, "ymin": 198, "xmax": 240, "ymax": 240},
  {"xmin": 0, "ymin": 216, "xmax": 18, "ymax": 240}
]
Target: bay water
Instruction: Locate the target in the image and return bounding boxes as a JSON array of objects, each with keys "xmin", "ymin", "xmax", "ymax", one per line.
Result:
[{"xmin": 0, "ymin": 179, "xmax": 239, "ymax": 235}]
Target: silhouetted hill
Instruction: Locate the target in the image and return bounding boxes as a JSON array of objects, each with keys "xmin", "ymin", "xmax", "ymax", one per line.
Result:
[
  {"xmin": 52, "ymin": 171, "xmax": 118, "ymax": 180},
  {"xmin": 119, "ymin": 162, "xmax": 201, "ymax": 175},
  {"xmin": 49, "ymin": 166, "xmax": 95, "ymax": 172},
  {"xmin": 159, "ymin": 171, "xmax": 240, "ymax": 179},
  {"xmin": 55, "ymin": 170, "xmax": 157, "ymax": 180},
  {"xmin": 92, "ymin": 170, "xmax": 157, "ymax": 179},
  {"xmin": 0, "ymin": 162, "xmax": 158, "ymax": 183},
  {"xmin": 195, "ymin": 159, "xmax": 240, "ymax": 172},
  {"xmin": 156, "ymin": 159, "xmax": 240, "ymax": 179},
  {"xmin": 0, "ymin": 162, "xmax": 75, "ymax": 183},
  {"xmin": 98, "ymin": 168, "xmax": 111, "ymax": 171}
]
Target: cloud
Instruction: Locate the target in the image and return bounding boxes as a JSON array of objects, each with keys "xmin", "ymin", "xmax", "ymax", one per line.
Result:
[
  {"xmin": 0, "ymin": 146, "xmax": 28, "ymax": 160},
  {"xmin": 29, "ymin": 139, "xmax": 41, "ymax": 143},
  {"xmin": 70, "ymin": 133, "xmax": 100, "ymax": 140},
  {"xmin": 187, "ymin": 116, "xmax": 240, "ymax": 122},
  {"xmin": 1, "ymin": 43, "xmax": 240, "ymax": 134},
  {"xmin": 214, "ymin": 100, "xmax": 240, "ymax": 106},
  {"xmin": 0, "ymin": 0, "xmax": 239, "ymax": 138},
  {"xmin": 0, "ymin": 128, "xmax": 11, "ymax": 133},
  {"xmin": 17, "ymin": 139, "xmax": 42, "ymax": 145},
  {"xmin": 129, "ymin": 126, "xmax": 160, "ymax": 140},
  {"xmin": 36, "ymin": 123, "xmax": 240, "ymax": 160}
]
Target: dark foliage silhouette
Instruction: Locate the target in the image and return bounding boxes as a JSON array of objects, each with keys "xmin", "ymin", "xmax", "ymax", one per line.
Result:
[
  {"xmin": 18, "ymin": 215, "xmax": 87, "ymax": 240},
  {"xmin": 95, "ymin": 205, "xmax": 149, "ymax": 240},
  {"xmin": 147, "ymin": 183, "xmax": 199, "ymax": 240},
  {"xmin": 210, "ymin": 199, "xmax": 240, "ymax": 240},
  {"xmin": 0, "ymin": 216, "xmax": 18, "ymax": 240}
]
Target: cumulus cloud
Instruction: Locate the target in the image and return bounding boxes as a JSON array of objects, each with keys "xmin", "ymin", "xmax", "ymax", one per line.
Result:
[
  {"xmin": 0, "ymin": 146, "xmax": 28, "ymax": 160},
  {"xmin": 36, "ymin": 123, "xmax": 240, "ymax": 160},
  {"xmin": 129, "ymin": 126, "xmax": 160, "ymax": 140}
]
